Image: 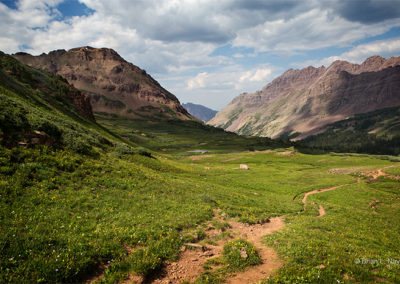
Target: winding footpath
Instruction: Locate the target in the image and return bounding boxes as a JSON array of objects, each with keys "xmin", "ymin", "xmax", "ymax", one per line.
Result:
[
  {"xmin": 301, "ymin": 164, "xmax": 400, "ymax": 218},
  {"xmin": 301, "ymin": 184, "xmax": 348, "ymax": 217}
]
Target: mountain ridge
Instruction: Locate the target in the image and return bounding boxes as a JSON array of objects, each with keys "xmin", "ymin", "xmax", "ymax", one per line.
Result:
[
  {"xmin": 208, "ymin": 55, "xmax": 400, "ymax": 139},
  {"xmin": 13, "ymin": 46, "xmax": 192, "ymax": 120},
  {"xmin": 182, "ymin": 102, "xmax": 218, "ymax": 122}
]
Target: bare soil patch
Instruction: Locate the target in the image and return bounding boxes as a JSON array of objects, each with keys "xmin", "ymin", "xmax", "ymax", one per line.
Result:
[
  {"xmin": 189, "ymin": 154, "xmax": 213, "ymax": 161},
  {"xmin": 361, "ymin": 164, "xmax": 400, "ymax": 180}
]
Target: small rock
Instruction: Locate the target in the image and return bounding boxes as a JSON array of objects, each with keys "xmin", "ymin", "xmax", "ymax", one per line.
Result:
[
  {"xmin": 239, "ymin": 164, "xmax": 249, "ymax": 170},
  {"xmin": 240, "ymin": 247, "xmax": 248, "ymax": 259},
  {"xmin": 184, "ymin": 243, "xmax": 206, "ymax": 251}
]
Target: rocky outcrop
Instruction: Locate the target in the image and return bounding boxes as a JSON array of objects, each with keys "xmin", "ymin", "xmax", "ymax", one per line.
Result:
[
  {"xmin": 209, "ymin": 55, "xmax": 400, "ymax": 139},
  {"xmin": 67, "ymin": 88, "xmax": 95, "ymax": 121},
  {"xmin": 13, "ymin": 46, "xmax": 192, "ymax": 120}
]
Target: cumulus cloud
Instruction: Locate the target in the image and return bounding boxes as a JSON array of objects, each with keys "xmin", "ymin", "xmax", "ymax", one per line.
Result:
[
  {"xmin": 187, "ymin": 65, "xmax": 273, "ymax": 90},
  {"xmin": 325, "ymin": 0, "xmax": 400, "ymax": 24},
  {"xmin": 1, "ymin": 0, "xmax": 400, "ymax": 109},
  {"xmin": 239, "ymin": 68, "xmax": 272, "ymax": 83},
  {"xmin": 233, "ymin": 8, "xmax": 398, "ymax": 52},
  {"xmin": 295, "ymin": 37, "xmax": 400, "ymax": 68},
  {"xmin": 187, "ymin": 72, "xmax": 208, "ymax": 89},
  {"xmin": 2, "ymin": 0, "xmax": 400, "ymax": 69}
]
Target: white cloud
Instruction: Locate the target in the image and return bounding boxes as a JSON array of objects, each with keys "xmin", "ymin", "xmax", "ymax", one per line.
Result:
[
  {"xmin": 240, "ymin": 68, "xmax": 272, "ymax": 83},
  {"xmin": 294, "ymin": 37, "xmax": 400, "ymax": 68},
  {"xmin": 187, "ymin": 72, "xmax": 208, "ymax": 89},
  {"xmin": 233, "ymin": 9, "xmax": 397, "ymax": 52},
  {"xmin": 339, "ymin": 37, "xmax": 400, "ymax": 62}
]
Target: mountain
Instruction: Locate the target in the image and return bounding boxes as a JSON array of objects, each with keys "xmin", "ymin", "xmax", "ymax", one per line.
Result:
[
  {"xmin": 13, "ymin": 46, "xmax": 192, "ymax": 120},
  {"xmin": 182, "ymin": 102, "xmax": 218, "ymax": 122},
  {"xmin": 208, "ymin": 55, "xmax": 400, "ymax": 139}
]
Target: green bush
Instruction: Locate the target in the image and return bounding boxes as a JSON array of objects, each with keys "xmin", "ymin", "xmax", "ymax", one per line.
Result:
[
  {"xmin": 115, "ymin": 143, "xmax": 134, "ymax": 155},
  {"xmin": 222, "ymin": 239, "xmax": 261, "ymax": 271}
]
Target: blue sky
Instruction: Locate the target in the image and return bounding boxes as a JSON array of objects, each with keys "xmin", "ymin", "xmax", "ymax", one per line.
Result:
[{"xmin": 1, "ymin": 0, "xmax": 400, "ymax": 110}]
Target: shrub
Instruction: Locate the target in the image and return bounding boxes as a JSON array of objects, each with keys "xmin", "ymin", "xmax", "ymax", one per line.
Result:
[{"xmin": 223, "ymin": 239, "xmax": 261, "ymax": 270}]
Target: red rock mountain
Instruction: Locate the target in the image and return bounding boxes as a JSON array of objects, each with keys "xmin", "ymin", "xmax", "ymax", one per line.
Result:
[
  {"xmin": 208, "ymin": 55, "xmax": 400, "ymax": 139},
  {"xmin": 13, "ymin": 47, "xmax": 192, "ymax": 120}
]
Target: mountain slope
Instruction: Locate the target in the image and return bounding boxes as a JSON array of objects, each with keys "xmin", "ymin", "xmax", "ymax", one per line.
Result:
[
  {"xmin": 182, "ymin": 102, "xmax": 218, "ymax": 122},
  {"xmin": 13, "ymin": 46, "xmax": 192, "ymax": 120},
  {"xmin": 299, "ymin": 106, "xmax": 400, "ymax": 155},
  {"xmin": 209, "ymin": 56, "xmax": 400, "ymax": 139},
  {"xmin": 0, "ymin": 51, "xmax": 121, "ymax": 153}
]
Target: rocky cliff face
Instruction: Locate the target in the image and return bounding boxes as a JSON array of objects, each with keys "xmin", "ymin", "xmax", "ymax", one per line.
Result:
[
  {"xmin": 13, "ymin": 46, "xmax": 192, "ymax": 120},
  {"xmin": 209, "ymin": 55, "xmax": 400, "ymax": 139},
  {"xmin": 66, "ymin": 87, "xmax": 95, "ymax": 120}
]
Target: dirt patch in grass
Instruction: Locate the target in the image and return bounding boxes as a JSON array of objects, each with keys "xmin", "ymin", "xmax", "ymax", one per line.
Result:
[
  {"xmin": 189, "ymin": 154, "xmax": 213, "ymax": 161},
  {"xmin": 277, "ymin": 151, "xmax": 295, "ymax": 156},
  {"xmin": 361, "ymin": 164, "xmax": 400, "ymax": 180},
  {"xmin": 328, "ymin": 167, "xmax": 373, "ymax": 175}
]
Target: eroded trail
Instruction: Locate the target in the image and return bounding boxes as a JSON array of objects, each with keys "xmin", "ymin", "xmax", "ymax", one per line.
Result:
[
  {"xmin": 301, "ymin": 184, "xmax": 346, "ymax": 217},
  {"xmin": 364, "ymin": 164, "xmax": 400, "ymax": 180},
  {"xmin": 226, "ymin": 217, "xmax": 285, "ymax": 284},
  {"xmin": 301, "ymin": 185, "xmax": 345, "ymax": 206},
  {"xmin": 123, "ymin": 211, "xmax": 285, "ymax": 284},
  {"xmin": 300, "ymin": 164, "xmax": 400, "ymax": 218}
]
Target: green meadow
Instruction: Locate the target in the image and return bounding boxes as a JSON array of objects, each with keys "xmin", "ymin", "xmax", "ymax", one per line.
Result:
[
  {"xmin": 1, "ymin": 52, "xmax": 400, "ymax": 283},
  {"xmin": 1, "ymin": 125, "xmax": 399, "ymax": 283}
]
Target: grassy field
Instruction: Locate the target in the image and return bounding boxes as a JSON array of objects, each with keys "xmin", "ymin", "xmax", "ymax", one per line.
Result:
[
  {"xmin": 2, "ymin": 131, "xmax": 399, "ymax": 283},
  {"xmin": 1, "ymin": 52, "xmax": 400, "ymax": 283}
]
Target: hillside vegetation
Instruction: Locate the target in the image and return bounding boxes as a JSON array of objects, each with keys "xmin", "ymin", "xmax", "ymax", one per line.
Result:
[
  {"xmin": 301, "ymin": 106, "xmax": 400, "ymax": 155},
  {"xmin": 1, "ymin": 52, "xmax": 400, "ymax": 283}
]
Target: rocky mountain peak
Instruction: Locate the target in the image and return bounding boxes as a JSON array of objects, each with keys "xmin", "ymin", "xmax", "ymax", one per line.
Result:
[{"xmin": 13, "ymin": 47, "xmax": 192, "ymax": 120}]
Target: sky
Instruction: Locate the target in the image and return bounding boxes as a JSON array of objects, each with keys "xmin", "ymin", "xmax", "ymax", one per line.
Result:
[{"xmin": 1, "ymin": 0, "xmax": 400, "ymax": 110}]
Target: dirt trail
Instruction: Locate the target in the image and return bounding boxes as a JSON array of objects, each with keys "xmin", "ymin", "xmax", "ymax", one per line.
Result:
[
  {"xmin": 301, "ymin": 185, "xmax": 345, "ymax": 206},
  {"xmin": 226, "ymin": 217, "xmax": 285, "ymax": 284},
  {"xmin": 301, "ymin": 164, "xmax": 400, "ymax": 218},
  {"xmin": 300, "ymin": 184, "xmax": 346, "ymax": 218},
  {"xmin": 317, "ymin": 205, "xmax": 326, "ymax": 217},
  {"xmin": 123, "ymin": 212, "xmax": 285, "ymax": 284},
  {"xmin": 367, "ymin": 164, "xmax": 400, "ymax": 180}
]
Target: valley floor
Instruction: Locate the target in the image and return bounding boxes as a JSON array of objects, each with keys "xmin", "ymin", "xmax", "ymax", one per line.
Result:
[{"xmin": 2, "ymin": 142, "xmax": 400, "ymax": 283}]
